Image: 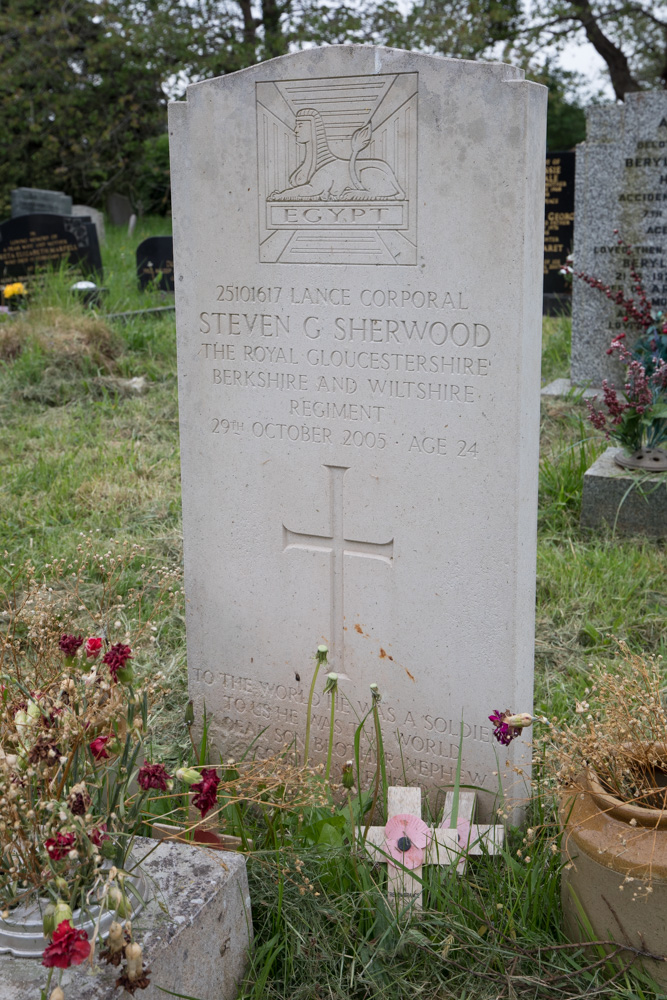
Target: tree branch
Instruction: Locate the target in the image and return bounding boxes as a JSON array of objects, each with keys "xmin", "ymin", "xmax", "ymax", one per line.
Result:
[{"xmin": 569, "ymin": 0, "xmax": 643, "ymax": 98}]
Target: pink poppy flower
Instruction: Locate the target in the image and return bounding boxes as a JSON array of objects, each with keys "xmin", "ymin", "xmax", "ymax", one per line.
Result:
[{"xmin": 384, "ymin": 813, "xmax": 431, "ymax": 869}]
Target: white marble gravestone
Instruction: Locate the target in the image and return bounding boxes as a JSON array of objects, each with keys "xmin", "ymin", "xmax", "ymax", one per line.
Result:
[
  {"xmin": 572, "ymin": 93, "xmax": 667, "ymax": 387},
  {"xmin": 169, "ymin": 47, "xmax": 546, "ymax": 812}
]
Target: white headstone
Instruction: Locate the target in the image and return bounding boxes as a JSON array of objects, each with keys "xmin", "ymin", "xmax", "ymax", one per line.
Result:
[
  {"xmin": 72, "ymin": 204, "xmax": 106, "ymax": 245},
  {"xmin": 572, "ymin": 93, "xmax": 667, "ymax": 387},
  {"xmin": 169, "ymin": 47, "xmax": 546, "ymax": 812}
]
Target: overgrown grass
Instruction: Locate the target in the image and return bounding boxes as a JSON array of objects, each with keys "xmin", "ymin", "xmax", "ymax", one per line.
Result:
[{"xmin": 0, "ymin": 240, "xmax": 666, "ymax": 998}]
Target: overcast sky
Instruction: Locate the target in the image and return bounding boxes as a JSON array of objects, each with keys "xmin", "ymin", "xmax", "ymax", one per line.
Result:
[{"xmin": 558, "ymin": 38, "xmax": 615, "ymax": 101}]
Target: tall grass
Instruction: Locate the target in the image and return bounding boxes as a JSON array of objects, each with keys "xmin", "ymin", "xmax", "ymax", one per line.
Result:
[{"xmin": 0, "ymin": 241, "xmax": 666, "ymax": 998}]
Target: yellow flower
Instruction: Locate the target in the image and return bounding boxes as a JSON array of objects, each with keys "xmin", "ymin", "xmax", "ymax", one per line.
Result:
[{"xmin": 3, "ymin": 282, "xmax": 26, "ymax": 299}]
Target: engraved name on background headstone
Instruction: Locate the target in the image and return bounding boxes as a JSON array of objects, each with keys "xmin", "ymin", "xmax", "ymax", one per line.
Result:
[
  {"xmin": 169, "ymin": 47, "xmax": 546, "ymax": 811},
  {"xmin": 543, "ymin": 152, "xmax": 575, "ymax": 307},
  {"xmin": 0, "ymin": 214, "xmax": 103, "ymax": 281},
  {"xmin": 572, "ymin": 93, "xmax": 667, "ymax": 387}
]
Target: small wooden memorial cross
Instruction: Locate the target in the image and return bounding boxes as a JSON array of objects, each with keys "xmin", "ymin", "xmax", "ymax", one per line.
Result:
[{"xmin": 359, "ymin": 786, "xmax": 505, "ymax": 910}]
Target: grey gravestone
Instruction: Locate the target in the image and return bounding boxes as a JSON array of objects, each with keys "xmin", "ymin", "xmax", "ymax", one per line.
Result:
[
  {"xmin": 11, "ymin": 187, "xmax": 72, "ymax": 218},
  {"xmin": 169, "ymin": 46, "xmax": 546, "ymax": 813},
  {"xmin": 0, "ymin": 838, "xmax": 252, "ymax": 1000},
  {"xmin": 136, "ymin": 236, "xmax": 174, "ymax": 291},
  {"xmin": 0, "ymin": 214, "xmax": 103, "ymax": 280},
  {"xmin": 581, "ymin": 447, "xmax": 667, "ymax": 538},
  {"xmin": 572, "ymin": 93, "xmax": 667, "ymax": 386},
  {"xmin": 73, "ymin": 204, "xmax": 106, "ymax": 245},
  {"xmin": 107, "ymin": 192, "xmax": 134, "ymax": 226},
  {"xmin": 543, "ymin": 151, "xmax": 574, "ymax": 314}
]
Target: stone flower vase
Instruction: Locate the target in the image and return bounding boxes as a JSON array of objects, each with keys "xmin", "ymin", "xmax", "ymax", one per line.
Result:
[
  {"xmin": 560, "ymin": 769, "xmax": 667, "ymax": 988},
  {"xmin": 0, "ymin": 864, "xmax": 147, "ymax": 959}
]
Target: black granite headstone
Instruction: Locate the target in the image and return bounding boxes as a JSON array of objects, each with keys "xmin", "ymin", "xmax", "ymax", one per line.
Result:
[
  {"xmin": 0, "ymin": 214, "xmax": 103, "ymax": 281},
  {"xmin": 543, "ymin": 151, "xmax": 575, "ymax": 312},
  {"xmin": 11, "ymin": 188, "xmax": 72, "ymax": 218},
  {"xmin": 136, "ymin": 236, "xmax": 174, "ymax": 291}
]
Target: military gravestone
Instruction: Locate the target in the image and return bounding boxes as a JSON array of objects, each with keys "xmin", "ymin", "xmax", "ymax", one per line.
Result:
[
  {"xmin": 0, "ymin": 214, "xmax": 102, "ymax": 281},
  {"xmin": 572, "ymin": 93, "xmax": 667, "ymax": 386},
  {"xmin": 543, "ymin": 151, "xmax": 575, "ymax": 314},
  {"xmin": 11, "ymin": 187, "xmax": 72, "ymax": 218},
  {"xmin": 170, "ymin": 47, "xmax": 546, "ymax": 810}
]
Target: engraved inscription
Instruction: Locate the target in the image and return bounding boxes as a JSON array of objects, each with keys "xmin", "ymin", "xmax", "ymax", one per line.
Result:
[
  {"xmin": 257, "ymin": 74, "xmax": 418, "ymax": 264},
  {"xmin": 197, "ymin": 281, "xmax": 493, "ymax": 454}
]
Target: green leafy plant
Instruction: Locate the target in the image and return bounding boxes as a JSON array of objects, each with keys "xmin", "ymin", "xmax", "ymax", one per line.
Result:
[{"xmin": 568, "ymin": 234, "xmax": 667, "ymax": 452}]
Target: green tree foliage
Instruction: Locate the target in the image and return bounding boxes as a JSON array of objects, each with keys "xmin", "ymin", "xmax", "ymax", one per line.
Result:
[
  {"xmin": 526, "ymin": 0, "xmax": 667, "ymax": 100},
  {"xmin": 527, "ymin": 65, "xmax": 586, "ymax": 150},
  {"xmin": 0, "ymin": 0, "xmax": 172, "ymax": 216}
]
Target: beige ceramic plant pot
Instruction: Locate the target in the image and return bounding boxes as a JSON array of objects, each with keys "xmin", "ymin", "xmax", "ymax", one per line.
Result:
[{"xmin": 560, "ymin": 770, "xmax": 667, "ymax": 988}]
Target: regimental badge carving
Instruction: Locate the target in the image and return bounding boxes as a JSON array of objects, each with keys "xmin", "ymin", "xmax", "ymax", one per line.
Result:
[{"xmin": 257, "ymin": 73, "xmax": 418, "ymax": 265}]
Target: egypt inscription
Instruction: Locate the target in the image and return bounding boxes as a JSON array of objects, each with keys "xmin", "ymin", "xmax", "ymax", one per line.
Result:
[{"xmin": 257, "ymin": 73, "xmax": 418, "ymax": 264}]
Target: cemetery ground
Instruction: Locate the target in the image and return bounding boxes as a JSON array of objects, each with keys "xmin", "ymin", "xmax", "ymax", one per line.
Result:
[{"xmin": 0, "ymin": 225, "xmax": 666, "ymax": 1000}]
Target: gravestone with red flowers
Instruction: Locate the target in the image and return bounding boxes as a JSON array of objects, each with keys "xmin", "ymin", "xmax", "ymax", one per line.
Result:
[{"xmin": 170, "ymin": 45, "xmax": 546, "ymax": 814}]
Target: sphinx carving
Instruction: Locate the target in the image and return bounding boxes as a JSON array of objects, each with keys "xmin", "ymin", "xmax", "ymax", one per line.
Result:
[{"xmin": 268, "ymin": 108, "xmax": 405, "ymax": 202}]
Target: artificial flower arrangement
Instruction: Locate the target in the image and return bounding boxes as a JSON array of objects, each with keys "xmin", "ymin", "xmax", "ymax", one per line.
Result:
[
  {"xmin": 0, "ymin": 539, "xmax": 182, "ymax": 999},
  {"xmin": 1, "ymin": 282, "xmax": 27, "ymax": 311},
  {"xmin": 566, "ymin": 234, "xmax": 667, "ymax": 468}
]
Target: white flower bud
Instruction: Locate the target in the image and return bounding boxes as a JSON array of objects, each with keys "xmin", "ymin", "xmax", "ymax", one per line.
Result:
[
  {"xmin": 107, "ymin": 920, "xmax": 125, "ymax": 954},
  {"xmin": 53, "ymin": 901, "xmax": 73, "ymax": 927},
  {"xmin": 125, "ymin": 942, "xmax": 143, "ymax": 980}
]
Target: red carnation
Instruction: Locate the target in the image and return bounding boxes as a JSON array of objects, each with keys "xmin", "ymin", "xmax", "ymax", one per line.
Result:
[
  {"xmin": 102, "ymin": 643, "xmax": 132, "ymax": 682},
  {"xmin": 85, "ymin": 637, "xmax": 103, "ymax": 660},
  {"xmin": 45, "ymin": 832, "xmax": 76, "ymax": 860},
  {"xmin": 59, "ymin": 634, "xmax": 84, "ymax": 657},
  {"xmin": 89, "ymin": 823, "xmax": 109, "ymax": 847},
  {"xmin": 191, "ymin": 767, "xmax": 220, "ymax": 819},
  {"xmin": 138, "ymin": 762, "xmax": 172, "ymax": 792},
  {"xmin": 90, "ymin": 734, "xmax": 111, "ymax": 761},
  {"xmin": 42, "ymin": 920, "xmax": 91, "ymax": 968}
]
